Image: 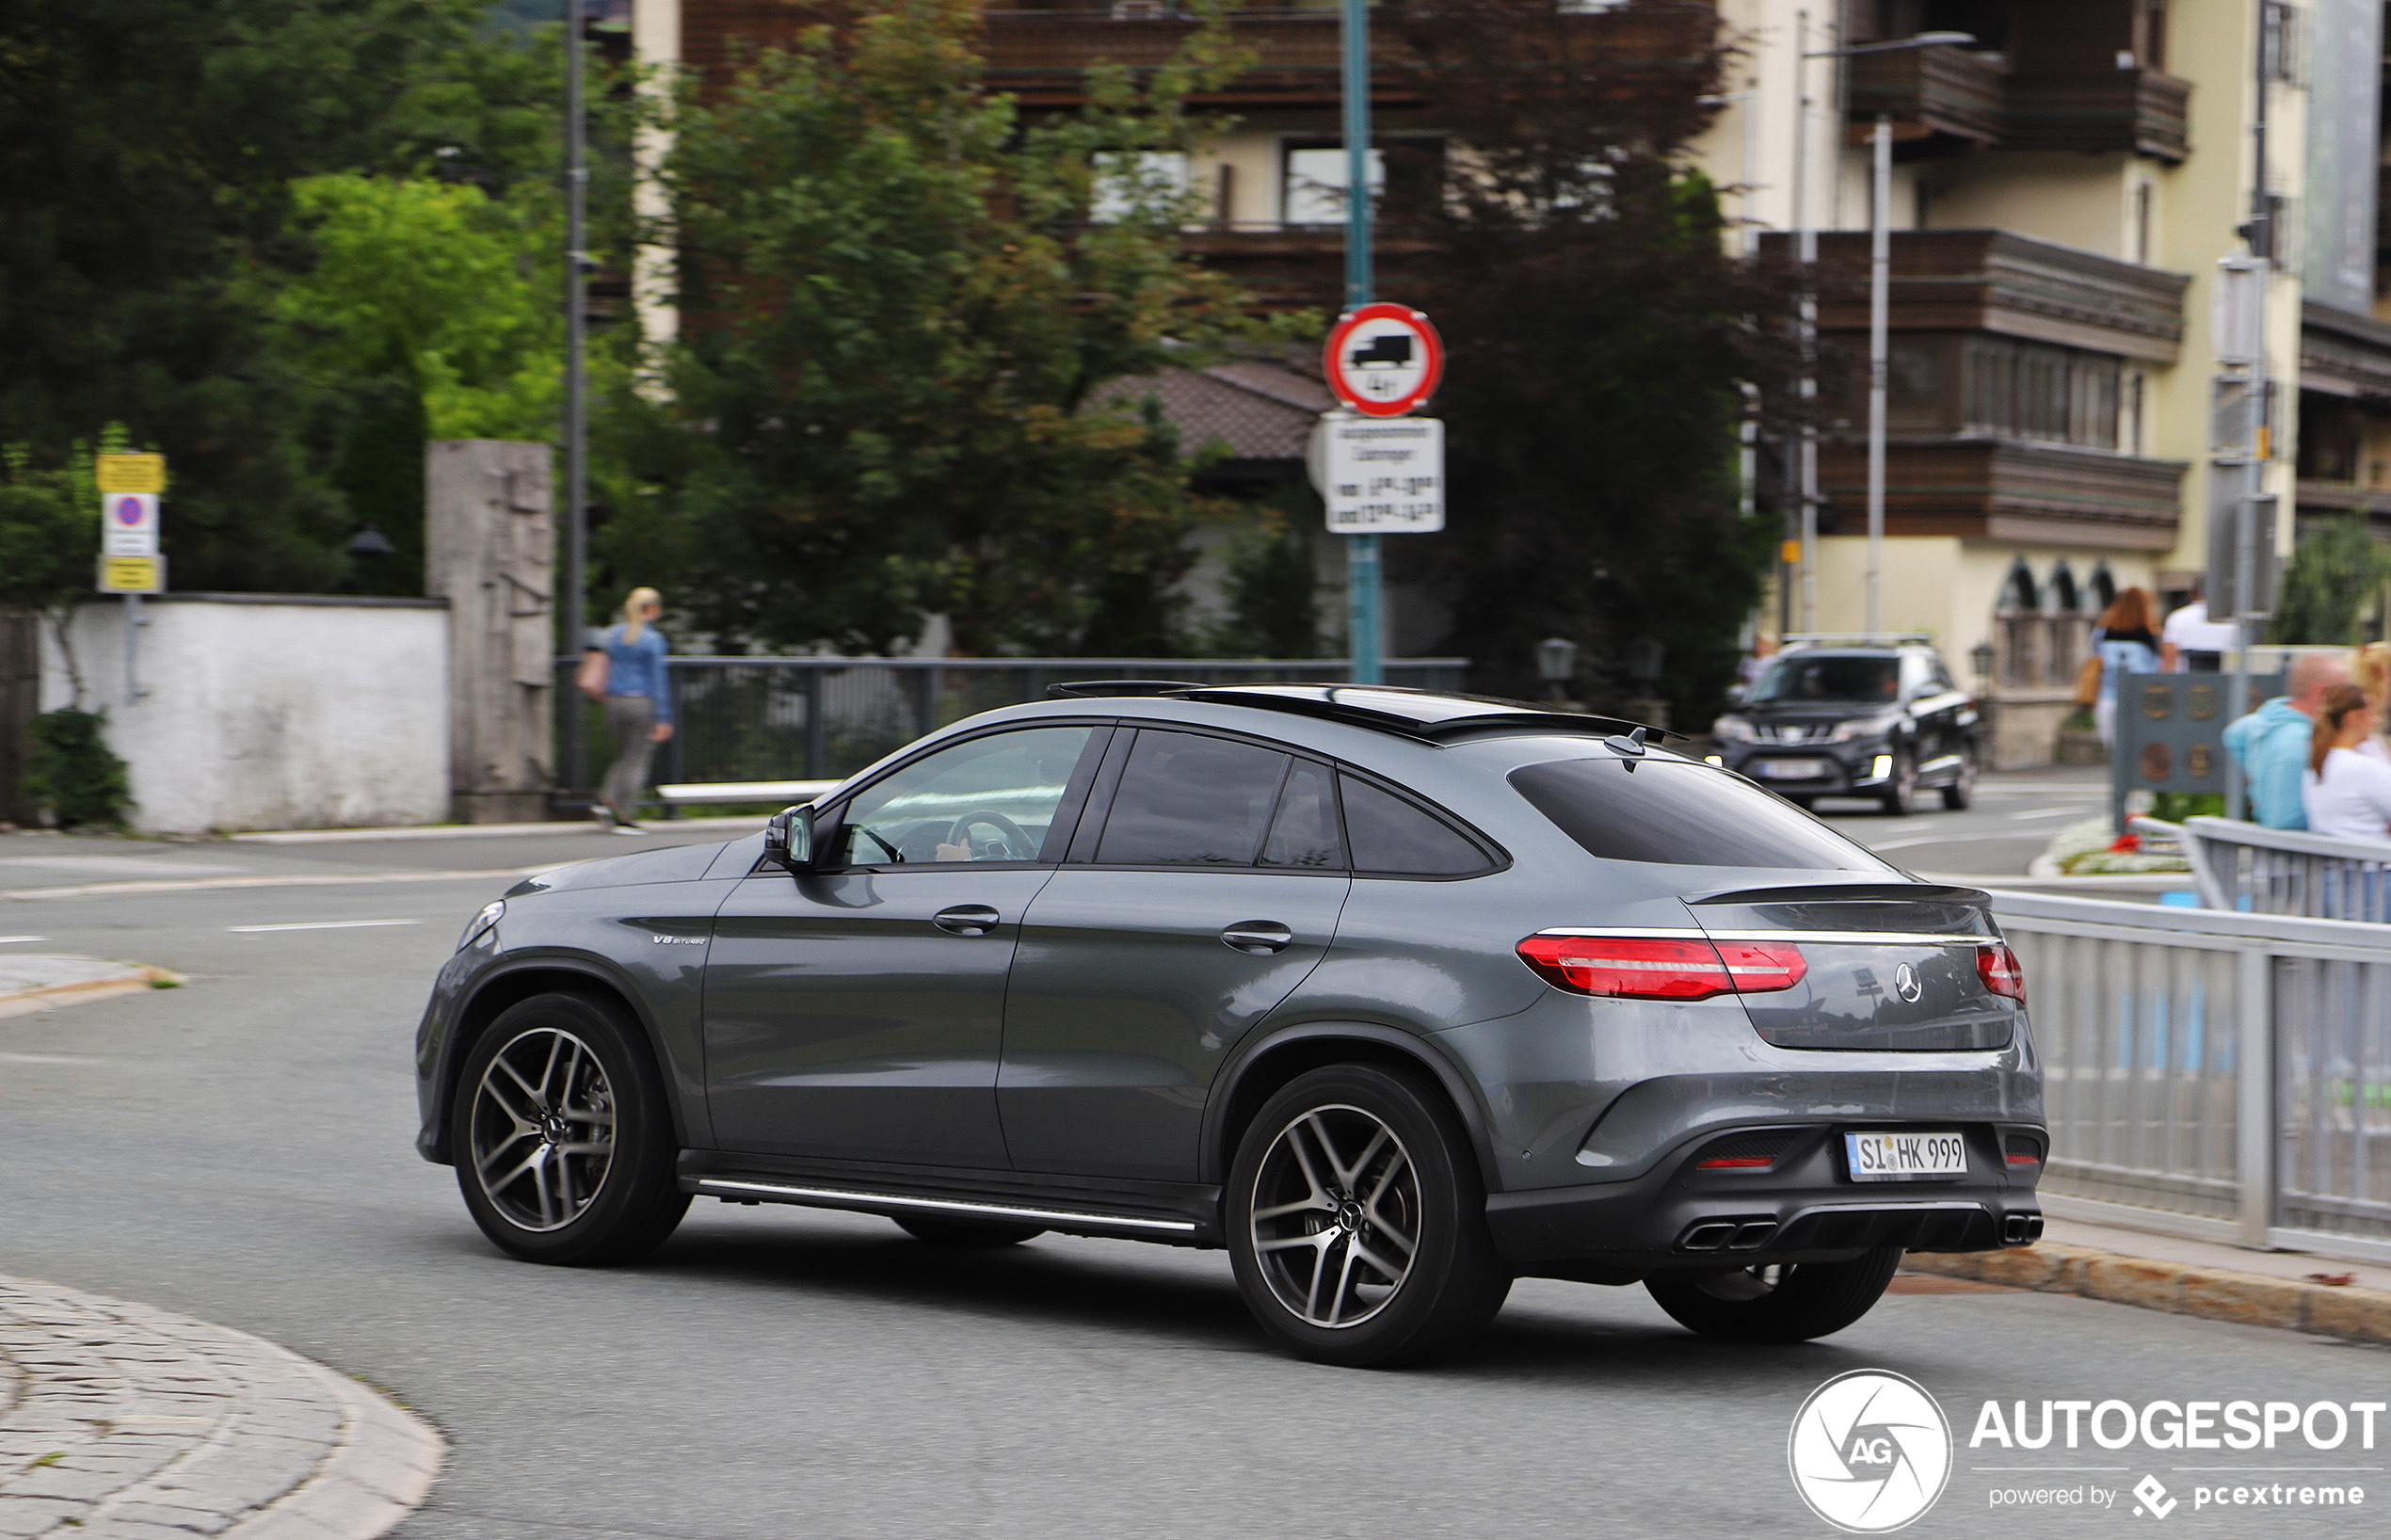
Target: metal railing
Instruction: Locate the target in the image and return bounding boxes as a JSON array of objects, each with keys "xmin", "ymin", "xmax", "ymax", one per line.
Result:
[
  {"xmin": 1993, "ymin": 889, "xmax": 2391, "ymax": 1265},
  {"xmin": 560, "ymin": 655, "xmax": 1471, "ymax": 791},
  {"xmin": 2135, "ymin": 814, "xmax": 2391, "ymax": 923}
]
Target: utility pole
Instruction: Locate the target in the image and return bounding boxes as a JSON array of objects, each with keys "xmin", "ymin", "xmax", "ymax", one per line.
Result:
[
  {"xmin": 1865, "ymin": 112, "xmax": 1890, "ymax": 636},
  {"xmin": 1791, "ymin": 9, "xmax": 1818, "ymax": 636},
  {"xmin": 562, "ymin": 0, "xmax": 591, "ymax": 798},
  {"xmin": 1340, "ymin": 0, "xmax": 1381, "ymax": 684}
]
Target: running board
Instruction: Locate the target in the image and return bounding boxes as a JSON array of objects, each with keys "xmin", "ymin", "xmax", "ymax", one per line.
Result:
[{"xmin": 688, "ymin": 1177, "xmax": 1200, "ymax": 1236}]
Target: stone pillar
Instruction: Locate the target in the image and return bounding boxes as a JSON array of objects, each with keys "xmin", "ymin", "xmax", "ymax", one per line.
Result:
[{"xmin": 425, "ymin": 441, "xmax": 554, "ymax": 823}]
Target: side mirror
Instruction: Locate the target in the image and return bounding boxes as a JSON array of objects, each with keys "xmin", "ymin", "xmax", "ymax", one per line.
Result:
[{"xmin": 762, "ymin": 803, "xmax": 814, "ymax": 872}]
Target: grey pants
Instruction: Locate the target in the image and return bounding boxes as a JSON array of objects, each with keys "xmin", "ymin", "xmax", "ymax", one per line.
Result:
[{"xmin": 602, "ymin": 695, "xmax": 658, "ymax": 817}]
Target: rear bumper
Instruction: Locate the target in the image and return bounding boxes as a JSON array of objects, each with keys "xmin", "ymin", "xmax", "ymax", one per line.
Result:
[{"xmin": 1485, "ymin": 1119, "xmax": 2046, "ymax": 1277}]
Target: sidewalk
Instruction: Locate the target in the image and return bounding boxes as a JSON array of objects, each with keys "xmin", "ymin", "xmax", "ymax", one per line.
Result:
[
  {"xmin": 1904, "ymin": 1212, "xmax": 2391, "ymax": 1345},
  {"xmin": 0, "ymin": 1275, "xmax": 441, "ymax": 1540}
]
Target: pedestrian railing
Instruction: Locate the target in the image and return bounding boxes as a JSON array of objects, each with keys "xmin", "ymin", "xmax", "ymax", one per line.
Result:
[
  {"xmin": 1992, "ymin": 889, "xmax": 2391, "ymax": 1266},
  {"xmin": 559, "ymin": 655, "xmax": 1471, "ymax": 790},
  {"xmin": 2133, "ymin": 814, "xmax": 2391, "ymax": 923}
]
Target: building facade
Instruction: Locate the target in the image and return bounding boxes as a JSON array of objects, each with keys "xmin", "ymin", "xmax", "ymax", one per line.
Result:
[{"xmin": 636, "ymin": 0, "xmax": 2391, "ymax": 757}]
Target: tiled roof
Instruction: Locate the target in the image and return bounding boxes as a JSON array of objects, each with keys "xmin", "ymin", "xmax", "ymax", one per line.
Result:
[{"xmin": 1097, "ymin": 360, "xmax": 1331, "ymax": 462}]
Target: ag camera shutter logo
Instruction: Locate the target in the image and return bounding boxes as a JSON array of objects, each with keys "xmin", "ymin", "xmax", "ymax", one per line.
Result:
[{"xmin": 1789, "ymin": 1370, "xmax": 1953, "ymax": 1532}]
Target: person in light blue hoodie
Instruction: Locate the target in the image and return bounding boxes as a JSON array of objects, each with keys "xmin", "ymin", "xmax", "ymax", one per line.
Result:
[
  {"xmin": 2223, "ymin": 652, "xmax": 2351, "ymax": 828},
  {"xmin": 578, "ymin": 586, "xmax": 675, "ymax": 829}
]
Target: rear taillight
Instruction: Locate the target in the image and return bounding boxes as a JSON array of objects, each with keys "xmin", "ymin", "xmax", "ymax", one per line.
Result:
[
  {"xmin": 1977, "ymin": 942, "xmax": 2026, "ymax": 1003},
  {"xmin": 1518, "ymin": 935, "xmax": 1806, "ymax": 1002}
]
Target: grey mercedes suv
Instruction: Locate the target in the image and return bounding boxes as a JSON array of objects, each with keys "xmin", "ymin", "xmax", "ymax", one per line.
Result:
[{"xmin": 415, "ymin": 685, "xmax": 2045, "ymax": 1367}]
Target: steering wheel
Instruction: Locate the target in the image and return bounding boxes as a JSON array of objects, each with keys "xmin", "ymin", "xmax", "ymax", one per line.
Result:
[{"xmin": 944, "ymin": 810, "xmax": 1035, "ymax": 861}]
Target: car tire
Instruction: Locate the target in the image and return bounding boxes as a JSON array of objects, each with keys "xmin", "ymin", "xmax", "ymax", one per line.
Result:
[
  {"xmin": 450, "ymin": 991, "xmax": 690, "ymax": 1266},
  {"xmin": 894, "ymin": 1216, "xmax": 1046, "ymax": 1247},
  {"xmin": 1227, "ymin": 1064, "xmax": 1512, "ymax": 1368},
  {"xmin": 1644, "ymin": 1246, "xmax": 1903, "ymax": 1343},
  {"xmin": 1878, "ymin": 751, "xmax": 1917, "ymax": 816},
  {"xmin": 1940, "ymin": 751, "xmax": 1976, "ymax": 810}
]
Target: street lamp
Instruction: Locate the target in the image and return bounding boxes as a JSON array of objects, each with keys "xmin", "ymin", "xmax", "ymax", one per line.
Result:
[{"xmin": 1791, "ymin": 27, "xmax": 1972, "ymax": 638}]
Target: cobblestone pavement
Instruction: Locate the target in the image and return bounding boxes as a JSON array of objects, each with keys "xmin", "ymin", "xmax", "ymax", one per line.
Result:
[{"xmin": 0, "ymin": 1277, "xmax": 441, "ymax": 1540}]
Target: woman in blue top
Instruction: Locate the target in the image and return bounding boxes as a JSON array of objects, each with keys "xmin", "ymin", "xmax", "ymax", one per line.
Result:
[
  {"xmin": 2091, "ymin": 586, "xmax": 2160, "ymax": 748},
  {"xmin": 579, "ymin": 587, "xmax": 674, "ymax": 829}
]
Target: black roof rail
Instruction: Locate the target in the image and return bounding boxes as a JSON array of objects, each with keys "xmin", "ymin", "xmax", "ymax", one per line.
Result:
[
  {"xmin": 1045, "ymin": 680, "xmax": 1205, "ymax": 698},
  {"xmin": 1167, "ymin": 683, "xmax": 1681, "ymax": 746}
]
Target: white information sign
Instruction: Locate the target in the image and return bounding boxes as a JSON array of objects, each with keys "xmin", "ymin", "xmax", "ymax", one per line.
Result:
[
  {"xmin": 1309, "ymin": 413, "xmax": 1444, "ymax": 534},
  {"xmin": 102, "ymin": 492, "xmax": 160, "ymax": 557}
]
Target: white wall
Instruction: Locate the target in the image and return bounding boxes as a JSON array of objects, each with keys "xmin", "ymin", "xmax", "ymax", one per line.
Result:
[{"xmin": 41, "ymin": 596, "xmax": 451, "ymax": 835}]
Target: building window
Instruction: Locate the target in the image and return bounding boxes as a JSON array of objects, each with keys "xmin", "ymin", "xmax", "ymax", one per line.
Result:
[
  {"xmin": 1997, "ymin": 559, "xmax": 2042, "ymax": 688},
  {"xmin": 1962, "ymin": 339, "xmax": 2121, "ymax": 449},
  {"xmin": 2089, "ymin": 563, "xmax": 2118, "ymax": 614},
  {"xmin": 2045, "ymin": 561, "xmax": 2085, "ymax": 688},
  {"xmin": 1090, "ymin": 152, "xmax": 1192, "ymax": 225}
]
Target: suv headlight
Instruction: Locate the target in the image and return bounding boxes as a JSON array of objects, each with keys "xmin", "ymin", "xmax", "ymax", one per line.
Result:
[
  {"xmin": 457, "ymin": 900, "xmax": 505, "ymax": 951},
  {"xmin": 1712, "ymin": 714, "xmax": 1757, "ymax": 742},
  {"xmin": 1829, "ymin": 714, "xmax": 1901, "ymax": 744}
]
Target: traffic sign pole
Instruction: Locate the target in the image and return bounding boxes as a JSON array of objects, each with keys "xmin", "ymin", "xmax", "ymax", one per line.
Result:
[{"xmin": 1339, "ymin": 0, "xmax": 1380, "ymax": 685}]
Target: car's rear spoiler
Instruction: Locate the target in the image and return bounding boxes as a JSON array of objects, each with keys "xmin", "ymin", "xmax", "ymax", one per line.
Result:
[{"xmin": 1685, "ymin": 881, "xmax": 1995, "ymax": 909}]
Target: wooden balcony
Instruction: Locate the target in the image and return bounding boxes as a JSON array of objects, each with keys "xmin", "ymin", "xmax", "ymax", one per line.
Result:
[
  {"xmin": 973, "ymin": 4, "xmax": 1720, "ymax": 108},
  {"xmin": 1761, "ymin": 230, "xmax": 2188, "ymax": 363},
  {"xmin": 1818, "ymin": 439, "xmax": 2186, "ymax": 551},
  {"xmin": 2002, "ymin": 68, "xmax": 2190, "ymax": 163},
  {"xmin": 1845, "ymin": 44, "xmax": 2004, "ymax": 147},
  {"xmin": 2299, "ymin": 299, "xmax": 2391, "ymax": 404}
]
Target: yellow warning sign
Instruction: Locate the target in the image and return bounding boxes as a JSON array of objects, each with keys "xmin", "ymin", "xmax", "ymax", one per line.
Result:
[
  {"xmin": 99, "ymin": 555, "xmax": 163, "ymax": 594},
  {"xmin": 1781, "ymin": 539, "xmax": 1804, "ymax": 565},
  {"xmin": 95, "ymin": 453, "xmax": 167, "ymax": 494}
]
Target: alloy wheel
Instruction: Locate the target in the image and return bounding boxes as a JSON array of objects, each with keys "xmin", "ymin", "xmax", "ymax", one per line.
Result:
[
  {"xmin": 1247, "ymin": 1104, "xmax": 1420, "ymax": 1328},
  {"xmin": 469, "ymin": 1026, "xmax": 618, "ymax": 1232}
]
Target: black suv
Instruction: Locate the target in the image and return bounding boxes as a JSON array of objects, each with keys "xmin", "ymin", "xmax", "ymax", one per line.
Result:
[{"xmin": 1710, "ymin": 640, "xmax": 1981, "ymax": 814}]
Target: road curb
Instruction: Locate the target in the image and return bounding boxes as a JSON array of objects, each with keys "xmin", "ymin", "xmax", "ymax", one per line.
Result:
[
  {"xmin": 0, "ymin": 1275, "xmax": 444, "ymax": 1539},
  {"xmin": 0, "ymin": 961, "xmax": 183, "ymax": 1019},
  {"xmin": 1903, "ymin": 1242, "xmax": 2391, "ymax": 1345}
]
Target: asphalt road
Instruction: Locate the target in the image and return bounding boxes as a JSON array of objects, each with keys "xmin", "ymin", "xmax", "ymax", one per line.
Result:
[{"xmin": 5, "ymin": 805, "xmax": 2376, "ymax": 1540}]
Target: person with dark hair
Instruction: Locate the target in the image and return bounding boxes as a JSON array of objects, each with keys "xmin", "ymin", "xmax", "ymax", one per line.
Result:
[
  {"xmin": 2089, "ymin": 586, "xmax": 2159, "ymax": 747},
  {"xmin": 2302, "ymin": 683, "xmax": 2391, "ymax": 842},
  {"xmin": 2160, "ymin": 576, "xmax": 2238, "ymax": 672}
]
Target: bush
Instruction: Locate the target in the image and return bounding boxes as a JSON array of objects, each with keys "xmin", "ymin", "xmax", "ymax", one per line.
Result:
[{"xmin": 24, "ymin": 709, "xmax": 130, "ymax": 828}]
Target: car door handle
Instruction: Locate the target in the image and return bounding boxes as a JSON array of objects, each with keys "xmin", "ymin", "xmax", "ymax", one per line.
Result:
[
  {"xmin": 933, "ymin": 905, "xmax": 1003, "ymax": 937},
  {"xmin": 1220, "ymin": 921, "xmax": 1293, "ymax": 955}
]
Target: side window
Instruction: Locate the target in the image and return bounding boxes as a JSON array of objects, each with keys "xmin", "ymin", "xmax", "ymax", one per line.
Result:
[
  {"xmin": 837, "ymin": 726, "xmax": 1097, "ymax": 866},
  {"xmin": 1259, "ymin": 761, "xmax": 1346, "ymax": 870},
  {"xmin": 1339, "ymin": 775, "xmax": 1492, "ymax": 877},
  {"xmin": 1096, "ymin": 730, "xmax": 1291, "ymax": 867},
  {"xmin": 1900, "ymin": 654, "xmax": 1932, "ymax": 699}
]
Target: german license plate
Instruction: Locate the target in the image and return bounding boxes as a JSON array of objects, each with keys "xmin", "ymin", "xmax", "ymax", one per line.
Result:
[
  {"xmin": 1845, "ymin": 1131, "xmax": 1967, "ymax": 1182},
  {"xmin": 1755, "ymin": 759, "xmax": 1827, "ymax": 779}
]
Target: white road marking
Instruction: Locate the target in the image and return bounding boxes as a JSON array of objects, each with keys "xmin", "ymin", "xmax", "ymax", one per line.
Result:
[
  {"xmin": 0, "ymin": 936, "xmax": 47, "ymax": 944},
  {"xmin": 2006, "ymin": 806, "xmax": 2095, "ymax": 819},
  {"xmin": 0, "ymin": 856, "xmax": 250, "ymax": 875},
  {"xmin": 2, "ymin": 869, "xmax": 520, "ymax": 902},
  {"xmin": 1867, "ymin": 832, "xmax": 2046, "ymax": 852},
  {"xmin": 228, "ymin": 919, "xmax": 423, "ymax": 934}
]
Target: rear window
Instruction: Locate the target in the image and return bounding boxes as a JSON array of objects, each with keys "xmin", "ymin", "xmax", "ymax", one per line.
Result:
[{"xmin": 1507, "ymin": 758, "xmax": 1895, "ymax": 870}]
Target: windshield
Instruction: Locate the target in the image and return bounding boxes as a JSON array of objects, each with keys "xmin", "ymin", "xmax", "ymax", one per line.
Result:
[{"xmin": 1751, "ymin": 655, "xmax": 1900, "ymax": 705}]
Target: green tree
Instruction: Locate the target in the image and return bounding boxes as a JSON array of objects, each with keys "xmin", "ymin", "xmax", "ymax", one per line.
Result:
[
  {"xmin": 1385, "ymin": 0, "xmax": 1792, "ymax": 721},
  {"xmin": 2271, "ymin": 508, "xmax": 2391, "ymax": 646},
  {"xmin": 277, "ymin": 173, "xmax": 569, "ymax": 592},
  {"xmin": 602, "ymin": 0, "xmax": 1264, "ymax": 655},
  {"xmin": 1, "ymin": 440, "xmax": 128, "ymax": 825},
  {"xmin": 0, "ymin": 0, "xmax": 560, "ymax": 593}
]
